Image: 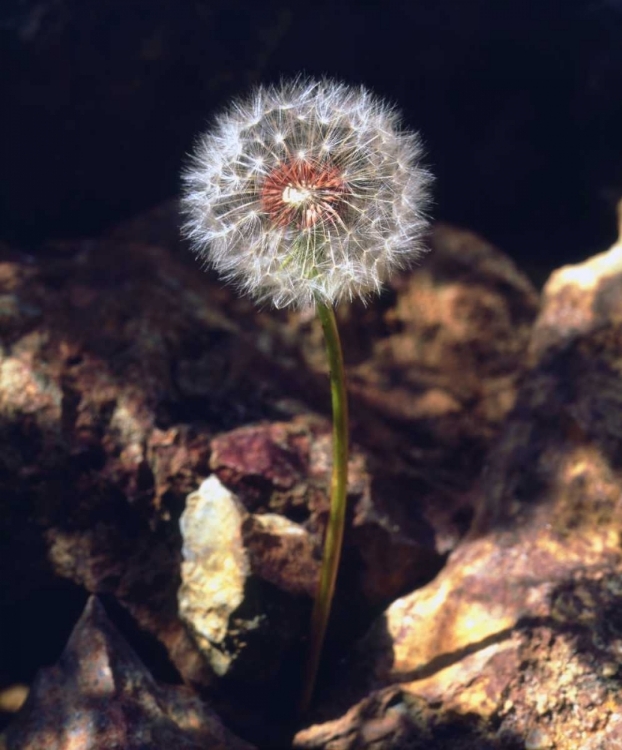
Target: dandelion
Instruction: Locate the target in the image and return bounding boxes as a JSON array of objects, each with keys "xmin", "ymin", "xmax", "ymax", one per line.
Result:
[
  {"xmin": 181, "ymin": 77, "xmax": 432, "ymax": 713},
  {"xmin": 181, "ymin": 77, "xmax": 431, "ymax": 310}
]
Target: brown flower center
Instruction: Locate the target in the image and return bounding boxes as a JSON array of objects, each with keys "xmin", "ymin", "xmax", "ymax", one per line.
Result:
[{"xmin": 260, "ymin": 159, "xmax": 347, "ymax": 230}]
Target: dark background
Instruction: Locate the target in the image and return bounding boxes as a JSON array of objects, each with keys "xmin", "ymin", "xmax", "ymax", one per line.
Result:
[{"xmin": 1, "ymin": 0, "xmax": 622, "ymax": 283}]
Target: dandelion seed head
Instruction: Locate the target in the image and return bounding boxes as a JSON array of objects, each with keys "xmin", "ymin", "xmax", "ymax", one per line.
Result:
[{"xmin": 181, "ymin": 77, "xmax": 432, "ymax": 309}]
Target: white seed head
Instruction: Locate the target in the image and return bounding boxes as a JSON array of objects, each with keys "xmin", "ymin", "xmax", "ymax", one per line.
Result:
[{"xmin": 181, "ymin": 77, "xmax": 432, "ymax": 309}]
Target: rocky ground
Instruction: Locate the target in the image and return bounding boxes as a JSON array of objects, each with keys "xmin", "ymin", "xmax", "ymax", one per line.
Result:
[{"xmin": 1, "ymin": 204, "xmax": 621, "ymax": 749}]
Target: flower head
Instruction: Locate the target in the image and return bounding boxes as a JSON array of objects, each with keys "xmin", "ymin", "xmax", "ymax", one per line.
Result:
[{"xmin": 182, "ymin": 78, "xmax": 432, "ymax": 309}]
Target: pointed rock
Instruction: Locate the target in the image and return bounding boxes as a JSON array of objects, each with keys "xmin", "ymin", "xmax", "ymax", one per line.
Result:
[{"xmin": 4, "ymin": 597, "xmax": 254, "ymax": 750}]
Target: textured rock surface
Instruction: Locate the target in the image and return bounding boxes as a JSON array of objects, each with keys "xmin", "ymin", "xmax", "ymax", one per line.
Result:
[
  {"xmin": 179, "ymin": 476, "xmax": 250, "ymax": 677},
  {"xmin": 0, "ymin": 222, "xmax": 539, "ymax": 742},
  {"xmin": 2, "ymin": 597, "xmax": 254, "ymax": 750},
  {"xmin": 221, "ymin": 224, "xmax": 539, "ymax": 563},
  {"xmin": 179, "ymin": 424, "xmax": 443, "ymax": 690},
  {"xmin": 294, "ymin": 687, "xmax": 527, "ymax": 750},
  {"xmin": 178, "ymin": 474, "xmax": 317, "ymax": 689},
  {"xmin": 209, "ymin": 418, "xmax": 442, "ymax": 627},
  {"xmin": 292, "ymin": 225, "xmax": 540, "ymax": 569},
  {"xmin": 0, "ymin": 237, "xmax": 304, "ymax": 694},
  {"xmin": 296, "ymin": 226, "xmax": 622, "ymax": 748}
]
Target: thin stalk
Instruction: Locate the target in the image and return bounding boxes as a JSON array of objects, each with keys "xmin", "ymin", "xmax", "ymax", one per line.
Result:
[{"xmin": 300, "ymin": 301, "xmax": 349, "ymax": 714}]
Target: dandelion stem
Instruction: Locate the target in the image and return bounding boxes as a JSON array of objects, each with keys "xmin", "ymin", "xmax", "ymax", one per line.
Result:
[{"xmin": 300, "ymin": 300, "xmax": 349, "ymax": 714}]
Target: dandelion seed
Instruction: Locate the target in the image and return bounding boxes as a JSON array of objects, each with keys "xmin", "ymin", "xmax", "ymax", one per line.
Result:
[{"xmin": 181, "ymin": 77, "xmax": 432, "ymax": 310}]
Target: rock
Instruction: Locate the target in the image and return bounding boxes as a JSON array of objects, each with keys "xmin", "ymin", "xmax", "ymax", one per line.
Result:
[
  {"xmin": 0, "ymin": 238, "xmax": 302, "ymax": 692},
  {"xmin": 178, "ymin": 473, "xmax": 318, "ymax": 701},
  {"xmin": 294, "ymin": 688, "xmax": 430, "ymax": 750},
  {"xmin": 178, "ymin": 442, "xmax": 441, "ymax": 692},
  {"xmin": 300, "ymin": 228, "xmax": 622, "ymax": 747},
  {"xmin": 209, "ymin": 418, "xmax": 443, "ymax": 639},
  {"xmin": 2, "ymin": 597, "xmax": 254, "ymax": 750},
  {"xmin": 201, "ymin": 225, "xmax": 539, "ymax": 652},
  {"xmin": 528, "ymin": 206, "xmax": 622, "ymax": 360},
  {"xmin": 179, "ymin": 476, "xmax": 250, "ymax": 677},
  {"xmin": 292, "ymin": 224, "xmax": 540, "ymax": 558},
  {"xmin": 0, "ymin": 223, "xmax": 539, "ymax": 739},
  {"xmin": 242, "ymin": 513, "xmax": 320, "ymax": 597},
  {"xmin": 178, "ymin": 474, "xmax": 318, "ymax": 685},
  {"xmin": 294, "ymin": 686, "xmax": 526, "ymax": 750},
  {"xmin": 0, "ymin": 685, "xmax": 28, "ymax": 716},
  {"xmin": 177, "ymin": 473, "xmax": 320, "ymax": 742}
]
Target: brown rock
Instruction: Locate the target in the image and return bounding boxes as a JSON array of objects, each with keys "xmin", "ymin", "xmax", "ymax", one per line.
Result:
[
  {"xmin": 0, "ymin": 238, "xmax": 304, "ymax": 690},
  {"xmin": 321, "ymin": 224, "xmax": 539, "ymax": 557},
  {"xmin": 294, "ymin": 686, "xmax": 524, "ymax": 750},
  {"xmin": 242, "ymin": 512, "xmax": 319, "ymax": 598},
  {"xmin": 2, "ymin": 597, "xmax": 254, "ymax": 750},
  {"xmin": 294, "ymin": 688, "xmax": 432, "ymax": 750},
  {"xmin": 338, "ymin": 223, "xmax": 539, "ymax": 444},
  {"xmin": 0, "ymin": 685, "xmax": 28, "ymax": 716},
  {"xmin": 178, "ymin": 474, "xmax": 318, "ymax": 690},
  {"xmin": 206, "ymin": 224, "xmax": 539, "ymax": 545},
  {"xmin": 178, "ymin": 419, "xmax": 442, "ymax": 700},
  {"xmin": 209, "ymin": 418, "xmax": 443, "ymax": 638},
  {"xmin": 0, "ymin": 222, "xmax": 539, "ymax": 738},
  {"xmin": 302, "ymin": 231, "xmax": 622, "ymax": 747}
]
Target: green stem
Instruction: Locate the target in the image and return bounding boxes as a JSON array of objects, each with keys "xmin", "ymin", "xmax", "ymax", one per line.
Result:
[{"xmin": 300, "ymin": 301, "xmax": 349, "ymax": 714}]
